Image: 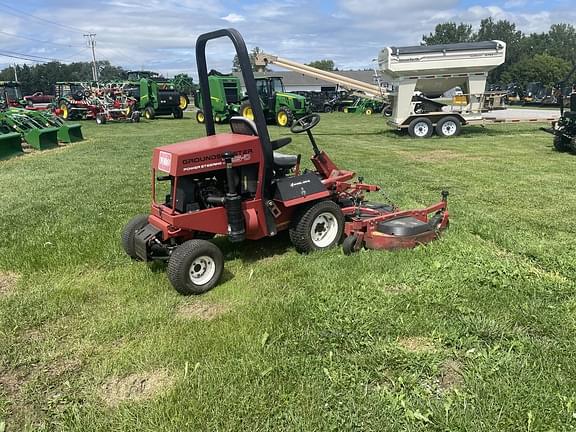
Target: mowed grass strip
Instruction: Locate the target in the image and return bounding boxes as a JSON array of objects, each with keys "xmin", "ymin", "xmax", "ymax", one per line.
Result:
[{"xmin": 1, "ymin": 113, "xmax": 575, "ymax": 431}]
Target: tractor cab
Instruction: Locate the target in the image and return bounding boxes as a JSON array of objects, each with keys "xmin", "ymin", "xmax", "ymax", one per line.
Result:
[{"xmin": 0, "ymin": 81, "xmax": 23, "ymax": 108}]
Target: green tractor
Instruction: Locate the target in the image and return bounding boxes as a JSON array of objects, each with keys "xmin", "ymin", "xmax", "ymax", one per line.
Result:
[
  {"xmin": 126, "ymin": 71, "xmax": 189, "ymax": 115},
  {"xmin": 124, "ymin": 78, "xmax": 184, "ymax": 120},
  {"xmin": 239, "ymin": 76, "xmax": 310, "ymax": 127},
  {"xmin": 194, "ymin": 71, "xmax": 243, "ymax": 124}
]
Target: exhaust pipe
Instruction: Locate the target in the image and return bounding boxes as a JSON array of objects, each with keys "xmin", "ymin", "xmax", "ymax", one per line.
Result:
[{"xmin": 223, "ymin": 151, "xmax": 245, "ymax": 242}]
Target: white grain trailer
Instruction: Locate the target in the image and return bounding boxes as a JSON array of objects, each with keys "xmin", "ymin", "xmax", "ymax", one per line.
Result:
[{"xmin": 378, "ymin": 40, "xmax": 506, "ymax": 137}]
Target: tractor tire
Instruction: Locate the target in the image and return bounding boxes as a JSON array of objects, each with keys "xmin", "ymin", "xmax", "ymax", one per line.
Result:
[
  {"xmin": 59, "ymin": 101, "xmax": 71, "ymax": 120},
  {"xmin": 173, "ymin": 108, "xmax": 184, "ymax": 119},
  {"xmin": 383, "ymin": 105, "xmax": 392, "ymax": 117},
  {"xmin": 324, "ymin": 105, "xmax": 333, "ymax": 113},
  {"xmin": 407, "ymin": 117, "xmax": 433, "ymax": 138},
  {"xmin": 121, "ymin": 214, "xmax": 149, "ymax": 260},
  {"xmin": 239, "ymin": 101, "xmax": 254, "ymax": 121},
  {"xmin": 289, "ymin": 200, "xmax": 344, "ymax": 253},
  {"xmin": 276, "ymin": 107, "xmax": 294, "ymax": 127},
  {"xmin": 167, "ymin": 239, "xmax": 224, "ymax": 295},
  {"xmin": 553, "ymin": 135, "xmax": 570, "ymax": 152},
  {"xmin": 96, "ymin": 114, "xmax": 107, "ymax": 125},
  {"xmin": 131, "ymin": 111, "xmax": 141, "ymax": 123},
  {"xmin": 179, "ymin": 94, "xmax": 189, "ymax": 111},
  {"xmin": 144, "ymin": 106, "xmax": 155, "ymax": 120},
  {"xmin": 196, "ymin": 110, "xmax": 206, "ymax": 124},
  {"xmin": 364, "ymin": 108, "xmax": 373, "ymax": 116},
  {"xmin": 436, "ymin": 116, "xmax": 461, "ymax": 138}
]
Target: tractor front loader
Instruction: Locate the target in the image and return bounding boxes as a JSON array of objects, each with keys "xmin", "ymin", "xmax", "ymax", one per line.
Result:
[
  {"xmin": 0, "ymin": 110, "xmax": 59, "ymax": 150},
  {"xmin": 10, "ymin": 108, "xmax": 84, "ymax": 143}
]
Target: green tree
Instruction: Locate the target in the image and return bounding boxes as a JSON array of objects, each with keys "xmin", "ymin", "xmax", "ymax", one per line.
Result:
[
  {"xmin": 232, "ymin": 47, "xmax": 269, "ymax": 72},
  {"xmin": 306, "ymin": 59, "xmax": 335, "ymax": 71},
  {"xmin": 422, "ymin": 22, "xmax": 475, "ymax": 45},
  {"xmin": 547, "ymin": 23, "xmax": 576, "ymax": 64},
  {"xmin": 500, "ymin": 53, "xmax": 571, "ymax": 88}
]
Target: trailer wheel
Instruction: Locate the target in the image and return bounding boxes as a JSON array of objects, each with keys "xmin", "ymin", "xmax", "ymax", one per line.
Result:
[
  {"xmin": 121, "ymin": 214, "xmax": 149, "ymax": 259},
  {"xmin": 383, "ymin": 105, "xmax": 392, "ymax": 117},
  {"xmin": 240, "ymin": 101, "xmax": 254, "ymax": 120},
  {"xmin": 144, "ymin": 106, "xmax": 155, "ymax": 120},
  {"xmin": 407, "ymin": 117, "xmax": 433, "ymax": 138},
  {"xmin": 436, "ymin": 116, "xmax": 461, "ymax": 137},
  {"xmin": 290, "ymin": 200, "xmax": 344, "ymax": 253},
  {"xmin": 553, "ymin": 135, "xmax": 570, "ymax": 152},
  {"xmin": 196, "ymin": 110, "xmax": 205, "ymax": 124},
  {"xmin": 168, "ymin": 240, "xmax": 224, "ymax": 295},
  {"xmin": 276, "ymin": 107, "xmax": 294, "ymax": 127},
  {"xmin": 96, "ymin": 114, "xmax": 107, "ymax": 125}
]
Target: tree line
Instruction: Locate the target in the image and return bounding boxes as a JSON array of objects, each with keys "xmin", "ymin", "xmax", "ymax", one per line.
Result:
[
  {"xmin": 423, "ymin": 19, "xmax": 576, "ymax": 88},
  {"xmin": 0, "ymin": 61, "xmax": 195, "ymax": 95}
]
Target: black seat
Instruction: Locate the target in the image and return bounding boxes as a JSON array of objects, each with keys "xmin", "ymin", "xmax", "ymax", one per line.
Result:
[{"xmin": 229, "ymin": 116, "xmax": 298, "ymax": 170}]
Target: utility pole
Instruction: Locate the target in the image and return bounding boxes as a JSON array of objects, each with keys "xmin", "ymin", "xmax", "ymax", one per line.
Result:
[
  {"xmin": 12, "ymin": 63, "xmax": 18, "ymax": 82},
  {"xmin": 84, "ymin": 33, "xmax": 98, "ymax": 82}
]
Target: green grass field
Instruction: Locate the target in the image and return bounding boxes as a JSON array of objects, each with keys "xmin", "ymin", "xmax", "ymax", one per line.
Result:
[{"xmin": 1, "ymin": 113, "xmax": 575, "ymax": 431}]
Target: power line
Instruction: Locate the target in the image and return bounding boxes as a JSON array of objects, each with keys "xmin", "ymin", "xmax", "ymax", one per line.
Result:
[
  {"xmin": 0, "ymin": 2, "xmax": 86, "ymax": 34},
  {"xmin": 0, "ymin": 52, "xmax": 47, "ymax": 63},
  {"xmin": 0, "ymin": 30, "xmax": 84, "ymax": 48},
  {"xmin": 0, "ymin": 49, "xmax": 59, "ymax": 62}
]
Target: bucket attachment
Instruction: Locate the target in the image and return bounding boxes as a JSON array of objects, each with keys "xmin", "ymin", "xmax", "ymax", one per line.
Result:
[
  {"xmin": 0, "ymin": 132, "xmax": 23, "ymax": 159},
  {"xmin": 57, "ymin": 123, "xmax": 83, "ymax": 143},
  {"xmin": 23, "ymin": 127, "xmax": 60, "ymax": 150}
]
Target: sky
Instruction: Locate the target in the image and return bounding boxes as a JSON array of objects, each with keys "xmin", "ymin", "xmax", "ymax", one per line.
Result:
[{"xmin": 0, "ymin": 0, "xmax": 575, "ymax": 78}]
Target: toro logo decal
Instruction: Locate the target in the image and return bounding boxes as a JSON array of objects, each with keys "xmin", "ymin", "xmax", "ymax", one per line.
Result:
[{"xmin": 158, "ymin": 151, "xmax": 172, "ymax": 172}]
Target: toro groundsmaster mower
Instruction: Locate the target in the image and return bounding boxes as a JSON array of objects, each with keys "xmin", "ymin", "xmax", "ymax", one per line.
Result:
[{"xmin": 121, "ymin": 29, "xmax": 449, "ymax": 295}]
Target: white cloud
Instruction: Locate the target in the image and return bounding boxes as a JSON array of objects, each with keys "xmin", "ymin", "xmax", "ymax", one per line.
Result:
[{"xmin": 222, "ymin": 13, "xmax": 245, "ymax": 23}]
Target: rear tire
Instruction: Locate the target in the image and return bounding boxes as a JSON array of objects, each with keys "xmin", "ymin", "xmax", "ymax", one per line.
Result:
[
  {"xmin": 196, "ymin": 110, "xmax": 205, "ymax": 123},
  {"xmin": 168, "ymin": 240, "xmax": 224, "ymax": 295},
  {"xmin": 553, "ymin": 135, "xmax": 570, "ymax": 152},
  {"xmin": 289, "ymin": 200, "xmax": 344, "ymax": 253},
  {"xmin": 324, "ymin": 105, "xmax": 333, "ymax": 113},
  {"xmin": 407, "ymin": 117, "xmax": 433, "ymax": 138},
  {"xmin": 121, "ymin": 214, "xmax": 149, "ymax": 259},
  {"xmin": 436, "ymin": 116, "xmax": 461, "ymax": 137},
  {"xmin": 131, "ymin": 112, "xmax": 141, "ymax": 123}
]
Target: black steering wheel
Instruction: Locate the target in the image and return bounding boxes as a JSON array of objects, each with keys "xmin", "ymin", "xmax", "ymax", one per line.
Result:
[{"xmin": 290, "ymin": 113, "xmax": 321, "ymax": 134}]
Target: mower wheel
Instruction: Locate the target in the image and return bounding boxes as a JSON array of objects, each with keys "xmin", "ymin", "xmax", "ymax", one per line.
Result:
[
  {"xmin": 276, "ymin": 107, "xmax": 294, "ymax": 127},
  {"xmin": 240, "ymin": 101, "xmax": 254, "ymax": 121},
  {"xmin": 144, "ymin": 106, "xmax": 155, "ymax": 120},
  {"xmin": 408, "ymin": 117, "xmax": 433, "ymax": 138},
  {"xmin": 173, "ymin": 108, "xmax": 184, "ymax": 119},
  {"xmin": 436, "ymin": 116, "xmax": 461, "ymax": 137},
  {"xmin": 168, "ymin": 240, "xmax": 224, "ymax": 295},
  {"xmin": 553, "ymin": 135, "xmax": 570, "ymax": 152},
  {"xmin": 121, "ymin": 214, "xmax": 150, "ymax": 259},
  {"xmin": 342, "ymin": 235, "xmax": 359, "ymax": 256},
  {"xmin": 289, "ymin": 200, "xmax": 344, "ymax": 253},
  {"xmin": 196, "ymin": 110, "xmax": 206, "ymax": 124},
  {"xmin": 96, "ymin": 114, "xmax": 107, "ymax": 125}
]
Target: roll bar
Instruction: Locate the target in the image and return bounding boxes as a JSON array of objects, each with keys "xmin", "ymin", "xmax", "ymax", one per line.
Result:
[{"xmin": 195, "ymin": 28, "xmax": 274, "ymax": 200}]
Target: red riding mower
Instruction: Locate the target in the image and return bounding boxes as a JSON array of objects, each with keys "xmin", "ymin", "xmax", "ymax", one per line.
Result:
[{"xmin": 121, "ymin": 29, "xmax": 449, "ymax": 295}]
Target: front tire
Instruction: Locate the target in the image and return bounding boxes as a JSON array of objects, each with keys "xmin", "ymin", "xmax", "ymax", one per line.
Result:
[
  {"xmin": 168, "ymin": 240, "xmax": 224, "ymax": 295},
  {"xmin": 276, "ymin": 107, "xmax": 294, "ymax": 127},
  {"xmin": 289, "ymin": 200, "xmax": 344, "ymax": 253},
  {"xmin": 121, "ymin": 214, "xmax": 149, "ymax": 259},
  {"xmin": 144, "ymin": 106, "xmax": 155, "ymax": 120},
  {"xmin": 240, "ymin": 101, "xmax": 254, "ymax": 121},
  {"xmin": 196, "ymin": 110, "xmax": 205, "ymax": 124},
  {"xmin": 173, "ymin": 107, "xmax": 184, "ymax": 119},
  {"xmin": 407, "ymin": 117, "xmax": 433, "ymax": 138}
]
